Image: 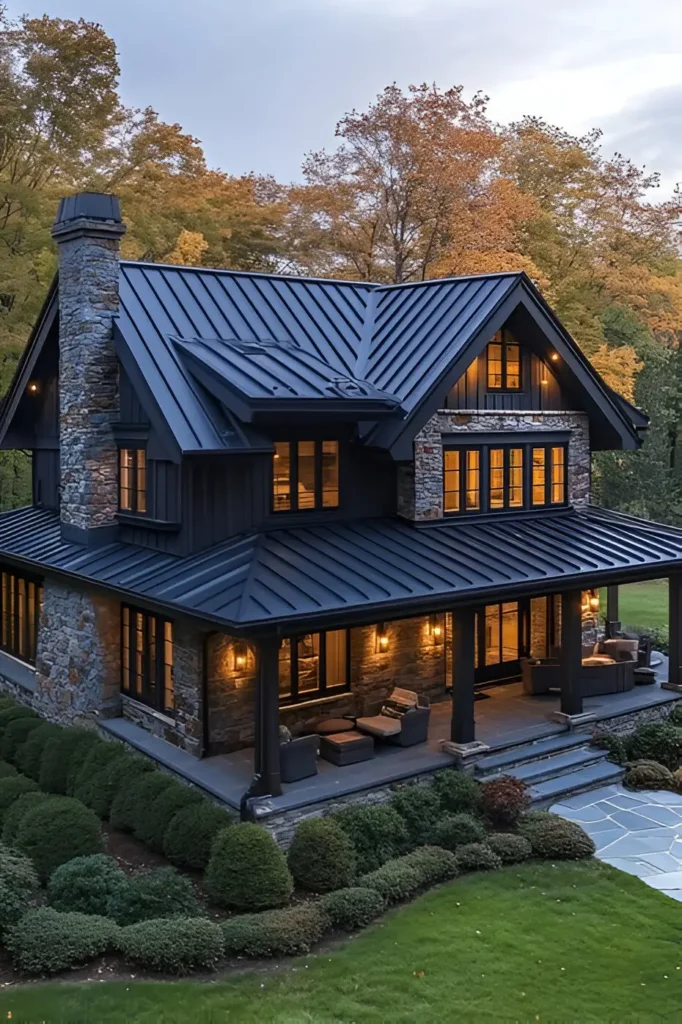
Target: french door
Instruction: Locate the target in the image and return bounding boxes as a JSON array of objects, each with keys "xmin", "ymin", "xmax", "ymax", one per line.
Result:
[{"xmin": 474, "ymin": 599, "xmax": 530, "ymax": 686}]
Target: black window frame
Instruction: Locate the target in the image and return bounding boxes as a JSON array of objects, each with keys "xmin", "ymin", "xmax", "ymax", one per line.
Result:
[
  {"xmin": 0, "ymin": 568, "xmax": 42, "ymax": 666},
  {"xmin": 118, "ymin": 447, "xmax": 147, "ymax": 514},
  {"xmin": 443, "ymin": 441, "xmax": 568, "ymax": 516},
  {"xmin": 278, "ymin": 629, "xmax": 351, "ymax": 705},
  {"xmin": 486, "ymin": 333, "xmax": 522, "ymax": 392},
  {"xmin": 271, "ymin": 440, "xmax": 340, "ymax": 514},
  {"xmin": 121, "ymin": 604, "xmax": 174, "ymax": 715}
]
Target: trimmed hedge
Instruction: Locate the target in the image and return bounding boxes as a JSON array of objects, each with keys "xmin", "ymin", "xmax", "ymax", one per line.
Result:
[
  {"xmin": 205, "ymin": 823, "xmax": 293, "ymax": 911},
  {"xmin": 391, "ymin": 783, "xmax": 442, "ymax": 847},
  {"xmin": 48, "ymin": 854, "xmax": 128, "ymax": 917},
  {"xmin": 0, "ymin": 774, "xmax": 38, "ymax": 825},
  {"xmin": 430, "ymin": 812, "xmax": 486, "ymax": 852},
  {"xmin": 287, "ymin": 817, "xmax": 356, "ymax": 893},
  {"xmin": 361, "ymin": 846, "xmax": 458, "ymax": 905},
  {"xmin": 319, "ymin": 886, "xmax": 386, "ymax": 931},
  {"xmin": 110, "ymin": 770, "xmax": 173, "ymax": 834},
  {"xmin": 480, "ymin": 775, "xmax": 530, "ymax": 828},
  {"xmin": 454, "ymin": 843, "xmax": 502, "ymax": 873},
  {"xmin": 624, "ymin": 759, "xmax": 676, "ymax": 791},
  {"xmin": 134, "ymin": 781, "xmax": 203, "ymax": 851},
  {"xmin": 15, "ymin": 795, "xmax": 104, "ymax": 882},
  {"xmin": 162, "ymin": 801, "xmax": 230, "ymax": 871},
  {"xmin": 107, "ymin": 866, "xmax": 200, "ymax": 925},
  {"xmin": 591, "ymin": 728, "xmax": 628, "ymax": 765},
  {"xmin": 431, "ymin": 769, "xmax": 482, "ymax": 814},
  {"xmin": 0, "ymin": 760, "xmax": 17, "ymax": 779},
  {"xmin": 485, "ymin": 832, "xmax": 532, "ymax": 864},
  {"xmin": 518, "ymin": 812, "xmax": 595, "ymax": 860},
  {"xmin": 1, "ymin": 791, "xmax": 51, "ymax": 846},
  {"xmin": 626, "ymin": 722, "xmax": 682, "ymax": 771},
  {"xmin": 118, "ymin": 917, "xmax": 224, "ymax": 973},
  {"xmin": 0, "ymin": 716, "xmax": 42, "ymax": 764},
  {"xmin": 39, "ymin": 727, "xmax": 100, "ymax": 795},
  {"xmin": 6, "ymin": 908, "xmax": 119, "ymax": 975},
  {"xmin": 332, "ymin": 804, "xmax": 409, "ymax": 875},
  {"xmin": 88, "ymin": 754, "xmax": 155, "ymax": 821},
  {"xmin": 16, "ymin": 723, "xmax": 63, "ymax": 781},
  {"xmin": 70, "ymin": 741, "xmax": 128, "ymax": 805},
  {"xmin": 0, "ymin": 844, "xmax": 40, "ymax": 935},
  {"xmin": 221, "ymin": 905, "xmax": 328, "ymax": 959},
  {"xmin": 0, "ymin": 706, "xmax": 37, "ymax": 739}
]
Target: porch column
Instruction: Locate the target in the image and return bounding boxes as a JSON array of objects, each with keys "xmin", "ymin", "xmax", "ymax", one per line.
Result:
[
  {"xmin": 605, "ymin": 585, "xmax": 620, "ymax": 638},
  {"xmin": 559, "ymin": 589, "xmax": 583, "ymax": 717},
  {"xmin": 253, "ymin": 635, "xmax": 282, "ymax": 797},
  {"xmin": 668, "ymin": 575, "xmax": 682, "ymax": 689},
  {"xmin": 450, "ymin": 607, "xmax": 476, "ymax": 745}
]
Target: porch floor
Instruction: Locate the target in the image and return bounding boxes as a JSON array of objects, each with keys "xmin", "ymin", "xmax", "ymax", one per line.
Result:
[{"xmin": 102, "ymin": 656, "xmax": 679, "ymax": 816}]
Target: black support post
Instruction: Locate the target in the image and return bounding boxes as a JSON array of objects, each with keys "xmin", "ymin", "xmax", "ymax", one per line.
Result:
[
  {"xmin": 560, "ymin": 590, "xmax": 583, "ymax": 716},
  {"xmin": 606, "ymin": 585, "xmax": 620, "ymax": 638},
  {"xmin": 669, "ymin": 575, "xmax": 682, "ymax": 688},
  {"xmin": 451, "ymin": 607, "xmax": 476, "ymax": 745},
  {"xmin": 254, "ymin": 635, "xmax": 282, "ymax": 797}
]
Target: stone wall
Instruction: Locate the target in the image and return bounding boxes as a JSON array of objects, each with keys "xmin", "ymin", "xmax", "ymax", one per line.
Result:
[{"xmin": 407, "ymin": 409, "xmax": 591, "ymax": 521}]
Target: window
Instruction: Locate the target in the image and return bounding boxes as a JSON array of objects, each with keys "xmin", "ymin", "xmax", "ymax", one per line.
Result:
[
  {"xmin": 272, "ymin": 441, "xmax": 340, "ymax": 512},
  {"xmin": 0, "ymin": 570, "xmax": 42, "ymax": 665},
  {"xmin": 465, "ymin": 450, "xmax": 480, "ymax": 510},
  {"xmin": 278, "ymin": 629, "xmax": 350, "ymax": 704},
  {"xmin": 532, "ymin": 448, "xmax": 546, "ymax": 506},
  {"xmin": 443, "ymin": 450, "xmax": 460, "ymax": 512},
  {"xmin": 551, "ymin": 446, "xmax": 565, "ymax": 504},
  {"xmin": 443, "ymin": 442, "xmax": 567, "ymax": 515},
  {"xmin": 119, "ymin": 449, "xmax": 147, "ymax": 513},
  {"xmin": 121, "ymin": 605, "xmax": 174, "ymax": 714},
  {"xmin": 486, "ymin": 333, "xmax": 521, "ymax": 390}
]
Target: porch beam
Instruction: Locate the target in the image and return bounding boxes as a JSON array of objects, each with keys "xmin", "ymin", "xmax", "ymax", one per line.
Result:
[
  {"xmin": 254, "ymin": 635, "xmax": 282, "ymax": 797},
  {"xmin": 668, "ymin": 575, "xmax": 682, "ymax": 689},
  {"xmin": 450, "ymin": 607, "xmax": 476, "ymax": 745},
  {"xmin": 605, "ymin": 585, "xmax": 620, "ymax": 637},
  {"xmin": 559, "ymin": 589, "xmax": 583, "ymax": 717}
]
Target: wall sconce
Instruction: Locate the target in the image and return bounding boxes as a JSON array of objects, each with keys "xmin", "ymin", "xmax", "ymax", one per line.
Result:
[
  {"xmin": 27, "ymin": 382, "xmax": 39, "ymax": 395},
  {"xmin": 429, "ymin": 615, "xmax": 443, "ymax": 644},
  {"xmin": 234, "ymin": 643, "xmax": 248, "ymax": 672},
  {"xmin": 376, "ymin": 623, "xmax": 389, "ymax": 654},
  {"xmin": 550, "ymin": 352, "xmax": 559, "ymax": 362},
  {"xmin": 589, "ymin": 592, "xmax": 600, "ymax": 613}
]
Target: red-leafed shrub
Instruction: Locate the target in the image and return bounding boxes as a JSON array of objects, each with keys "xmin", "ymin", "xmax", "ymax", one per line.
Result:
[{"xmin": 480, "ymin": 775, "xmax": 530, "ymax": 828}]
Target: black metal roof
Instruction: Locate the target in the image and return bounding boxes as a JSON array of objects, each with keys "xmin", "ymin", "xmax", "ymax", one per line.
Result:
[{"xmin": 0, "ymin": 505, "xmax": 679, "ymax": 635}]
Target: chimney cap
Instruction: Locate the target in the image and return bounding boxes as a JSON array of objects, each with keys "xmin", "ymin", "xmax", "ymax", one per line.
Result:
[{"xmin": 52, "ymin": 192, "xmax": 125, "ymax": 242}]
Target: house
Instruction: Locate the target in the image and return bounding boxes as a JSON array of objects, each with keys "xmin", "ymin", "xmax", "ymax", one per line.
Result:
[{"xmin": 0, "ymin": 191, "xmax": 680, "ymax": 833}]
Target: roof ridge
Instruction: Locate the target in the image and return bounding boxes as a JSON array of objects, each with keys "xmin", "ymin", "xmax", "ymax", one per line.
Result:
[{"xmin": 120, "ymin": 260, "xmax": 379, "ymax": 291}]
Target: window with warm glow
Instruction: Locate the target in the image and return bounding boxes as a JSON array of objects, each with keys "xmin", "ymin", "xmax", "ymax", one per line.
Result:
[
  {"xmin": 443, "ymin": 449, "xmax": 460, "ymax": 512},
  {"xmin": 119, "ymin": 449, "xmax": 147, "ymax": 514},
  {"xmin": 532, "ymin": 448, "xmax": 546, "ymax": 506},
  {"xmin": 443, "ymin": 442, "xmax": 566, "ymax": 515},
  {"xmin": 0, "ymin": 570, "xmax": 42, "ymax": 665},
  {"xmin": 465, "ymin": 449, "xmax": 480, "ymax": 510},
  {"xmin": 486, "ymin": 333, "xmax": 521, "ymax": 390},
  {"xmin": 121, "ymin": 605, "xmax": 174, "ymax": 714},
  {"xmin": 277, "ymin": 629, "xmax": 350, "ymax": 704},
  {"xmin": 509, "ymin": 448, "xmax": 523, "ymax": 507},
  {"xmin": 272, "ymin": 441, "xmax": 340, "ymax": 512},
  {"xmin": 551, "ymin": 446, "xmax": 565, "ymax": 504}
]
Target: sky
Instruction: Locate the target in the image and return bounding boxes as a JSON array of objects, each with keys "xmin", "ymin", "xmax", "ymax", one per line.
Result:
[{"xmin": 13, "ymin": 0, "xmax": 682, "ymax": 195}]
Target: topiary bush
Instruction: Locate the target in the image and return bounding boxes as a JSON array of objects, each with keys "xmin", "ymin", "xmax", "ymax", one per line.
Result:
[
  {"xmin": 134, "ymin": 780, "xmax": 203, "ymax": 851},
  {"xmin": 0, "ymin": 716, "xmax": 42, "ymax": 765},
  {"xmin": 109, "ymin": 770, "xmax": 174, "ymax": 834},
  {"xmin": 0, "ymin": 843, "xmax": 40, "ymax": 934},
  {"xmin": 485, "ymin": 832, "xmax": 533, "ymax": 864},
  {"xmin": 16, "ymin": 723, "xmax": 63, "ymax": 781},
  {"xmin": 454, "ymin": 842, "xmax": 502, "ymax": 873},
  {"xmin": 1, "ymin": 791, "xmax": 51, "ymax": 846},
  {"xmin": 390, "ymin": 783, "xmax": 442, "ymax": 847},
  {"xmin": 221, "ymin": 904, "xmax": 327, "ymax": 959},
  {"xmin": 480, "ymin": 775, "xmax": 530, "ymax": 827},
  {"xmin": 625, "ymin": 722, "xmax": 682, "ymax": 770},
  {"xmin": 118, "ymin": 917, "xmax": 224, "ymax": 974},
  {"xmin": 70, "ymin": 741, "xmax": 128, "ymax": 805},
  {"xmin": 430, "ymin": 812, "xmax": 486, "ymax": 852},
  {"xmin": 15, "ymin": 795, "xmax": 103, "ymax": 882},
  {"xmin": 0, "ymin": 706, "xmax": 37, "ymax": 740},
  {"xmin": 6, "ymin": 908, "xmax": 119, "ymax": 975},
  {"xmin": 0, "ymin": 760, "xmax": 17, "ymax": 780},
  {"xmin": 623, "ymin": 759, "xmax": 676, "ymax": 791},
  {"xmin": 48, "ymin": 854, "xmax": 128, "ymax": 917},
  {"xmin": 162, "ymin": 801, "xmax": 230, "ymax": 871},
  {"xmin": 591, "ymin": 728, "xmax": 628, "ymax": 765},
  {"xmin": 518, "ymin": 811, "xmax": 595, "ymax": 860},
  {"xmin": 431, "ymin": 769, "xmax": 482, "ymax": 815},
  {"xmin": 287, "ymin": 817, "xmax": 356, "ymax": 893},
  {"xmin": 87, "ymin": 753, "xmax": 155, "ymax": 821},
  {"xmin": 318, "ymin": 886, "xmax": 386, "ymax": 931},
  {"xmin": 361, "ymin": 846, "xmax": 458, "ymax": 904},
  {"xmin": 669, "ymin": 703, "xmax": 682, "ymax": 727},
  {"xmin": 107, "ymin": 866, "xmax": 200, "ymax": 925},
  {"xmin": 205, "ymin": 823, "xmax": 293, "ymax": 911},
  {"xmin": 39, "ymin": 727, "xmax": 100, "ymax": 795},
  {"xmin": 332, "ymin": 804, "xmax": 409, "ymax": 874},
  {"xmin": 0, "ymin": 774, "xmax": 38, "ymax": 826}
]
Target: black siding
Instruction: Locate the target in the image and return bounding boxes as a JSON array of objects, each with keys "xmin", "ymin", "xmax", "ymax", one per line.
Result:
[
  {"xmin": 32, "ymin": 450, "xmax": 60, "ymax": 509},
  {"xmin": 119, "ymin": 365, "xmax": 150, "ymax": 425},
  {"xmin": 446, "ymin": 336, "xmax": 567, "ymax": 412}
]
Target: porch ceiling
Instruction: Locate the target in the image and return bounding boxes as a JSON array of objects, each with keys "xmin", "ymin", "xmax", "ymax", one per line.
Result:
[{"xmin": 0, "ymin": 505, "xmax": 680, "ymax": 634}]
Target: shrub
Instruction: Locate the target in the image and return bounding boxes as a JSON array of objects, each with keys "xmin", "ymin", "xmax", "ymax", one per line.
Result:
[
  {"xmin": 109, "ymin": 770, "xmax": 173, "ymax": 834},
  {"xmin": 107, "ymin": 866, "xmax": 200, "ymax": 925},
  {"xmin": 39, "ymin": 727, "xmax": 100, "ymax": 795},
  {"xmin": 0, "ymin": 695, "xmax": 16, "ymax": 711},
  {"xmin": 591, "ymin": 729, "xmax": 628, "ymax": 765},
  {"xmin": 332, "ymin": 804, "xmax": 409, "ymax": 874},
  {"xmin": 623, "ymin": 759, "xmax": 676, "ymax": 791},
  {"xmin": 0, "ymin": 760, "xmax": 17, "ymax": 779},
  {"xmin": 1, "ymin": 791, "xmax": 51, "ymax": 845},
  {"xmin": 16, "ymin": 723, "xmax": 62, "ymax": 780},
  {"xmin": 454, "ymin": 843, "xmax": 502, "ymax": 873},
  {"xmin": 0, "ymin": 716, "xmax": 42, "ymax": 764},
  {"xmin": 6, "ymin": 908, "xmax": 118, "ymax": 975},
  {"xmin": 48, "ymin": 854, "xmax": 128, "ymax": 916},
  {"xmin": 70, "ymin": 741, "xmax": 127, "ymax": 805},
  {"xmin": 15, "ymin": 795, "xmax": 103, "ymax": 882},
  {"xmin": 0, "ymin": 774, "xmax": 38, "ymax": 825},
  {"xmin": 0, "ymin": 706, "xmax": 37, "ymax": 739},
  {"xmin": 518, "ymin": 812, "xmax": 595, "ymax": 860},
  {"xmin": 361, "ymin": 846, "xmax": 458, "ymax": 904},
  {"xmin": 390, "ymin": 783, "xmax": 442, "ymax": 847},
  {"xmin": 430, "ymin": 812, "xmax": 486, "ymax": 852},
  {"xmin": 162, "ymin": 801, "xmax": 230, "ymax": 871},
  {"xmin": 87, "ymin": 753, "xmax": 155, "ymax": 821},
  {"xmin": 134, "ymin": 780, "xmax": 203, "ymax": 851},
  {"xmin": 625, "ymin": 722, "xmax": 682, "ymax": 770},
  {"xmin": 205, "ymin": 823, "xmax": 293, "ymax": 911},
  {"xmin": 485, "ymin": 832, "xmax": 533, "ymax": 864},
  {"xmin": 431, "ymin": 769, "xmax": 482, "ymax": 814},
  {"xmin": 118, "ymin": 917, "xmax": 223, "ymax": 973},
  {"xmin": 0, "ymin": 844, "xmax": 40, "ymax": 934},
  {"xmin": 669, "ymin": 703, "xmax": 682, "ymax": 727},
  {"xmin": 221, "ymin": 904, "xmax": 327, "ymax": 959},
  {"xmin": 480, "ymin": 775, "xmax": 530, "ymax": 827},
  {"xmin": 287, "ymin": 817, "xmax": 356, "ymax": 893},
  {"xmin": 318, "ymin": 886, "xmax": 385, "ymax": 931}
]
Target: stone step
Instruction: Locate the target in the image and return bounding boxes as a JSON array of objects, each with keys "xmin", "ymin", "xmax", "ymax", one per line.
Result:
[
  {"xmin": 529, "ymin": 759, "xmax": 624, "ymax": 806},
  {"xmin": 474, "ymin": 731, "xmax": 587, "ymax": 776},
  {"xmin": 489, "ymin": 746, "xmax": 604, "ymax": 786}
]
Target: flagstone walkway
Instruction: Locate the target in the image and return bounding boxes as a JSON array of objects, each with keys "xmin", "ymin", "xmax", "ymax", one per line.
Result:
[{"xmin": 551, "ymin": 784, "xmax": 682, "ymax": 901}]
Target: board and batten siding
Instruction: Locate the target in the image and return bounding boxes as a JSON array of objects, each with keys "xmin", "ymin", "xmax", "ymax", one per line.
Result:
[{"xmin": 446, "ymin": 345, "xmax": 567, "ymax": 412}]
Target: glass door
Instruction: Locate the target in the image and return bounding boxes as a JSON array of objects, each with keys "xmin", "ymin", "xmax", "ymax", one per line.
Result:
[{"xmin": 474, "ymin": 599, "xmax": 528, "ymax": 685}]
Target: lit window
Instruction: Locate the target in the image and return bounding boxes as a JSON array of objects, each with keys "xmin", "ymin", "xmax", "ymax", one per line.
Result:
[
  {"xmin": 443, "ymin": 442, "xmax": 564, "ymax": 514},
  {"xmin": 277, "ymin": 630, "xmax": 350, "ymax": 704},
  {"xmin": 465, "ymin": 450, "xmax": 480, "ymax": 510},
  {"xmin": 489, "ymin": 449, "xmax": 504, "ymax": 509},
  {"xmin": 297, "ymin": 442, "xmax": 316, "ymax": 510},
  {"xmin": 487, "ymin": 338, "xmax": 503, "ymax": 389},
  {"xmin": 272, "ymin": 441, "xmax": 340, "ymax": 512},
  {"xmin": 532, "ymin": 448, "xmax": 546, "ymax": 506},
  {"xmin": 487, "ymin": 333, "xmax": 521, "ymax": 390},
  {"xmin": 509, "ymin": 448, "xmax": 523, "ymax": 507},
  {"xmin": 121, "ymin": 604, "xmax": 174, "ymax": 715},
  {"xmin": 443, "ymin": 449, "xmax": 460, "ymax": 512},
  {"xmin": 119, "ymin": 449, "xmax": 146, "ymax": 513},
  {"xmin": 0, "ymin": 570, "xmax": 42, "ymax": 666},
  {"xmin": 551, "ymin": 446, "xmax": 565, "ymax": 504}
]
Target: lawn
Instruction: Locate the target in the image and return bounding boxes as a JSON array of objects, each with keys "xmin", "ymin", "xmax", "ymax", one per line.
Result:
[
  {"xmin": 600, "ymin": 578, "xmax": 668, "ymax": 631},
  {"xmin": 3, "ymin": 860, "xmax": 681, "ymax": 1024}
]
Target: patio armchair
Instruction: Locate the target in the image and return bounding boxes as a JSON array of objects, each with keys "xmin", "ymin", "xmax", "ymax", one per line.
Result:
[
  {"xmin": 356, "ymin": 687, "xmax": 431, "ymax": 747},
  {"xmin": 279, "ymin": 733, "xmax": 319, "ymax": 784}
]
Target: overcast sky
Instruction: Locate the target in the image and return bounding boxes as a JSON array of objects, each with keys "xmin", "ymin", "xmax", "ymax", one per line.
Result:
[{"xmin": 15, "ymin": 0, "xmax": 682, "ymax": 195}]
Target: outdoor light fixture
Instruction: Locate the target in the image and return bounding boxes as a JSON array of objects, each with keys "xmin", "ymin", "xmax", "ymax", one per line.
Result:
[
  {"xmin": 27, "ymin": 382, "xmax": 38, "ymax": 394},
  {"xmin": 589, "ymin": 593, "xmax": 600, "ymax": 613},
  {"xmin": 429, "ymin": 615, "xmax": 443, "ymax": 644},
  {"xmin": 550, "ymin": 352, "xmax": 559, "ymax": 362},
  {"xmin": 376, "ymin": 623, "xmax": 389, "ymax": 653},
  {"xmin": 234, "ymin": 644, "xmax": 248, "ymax": 671}
]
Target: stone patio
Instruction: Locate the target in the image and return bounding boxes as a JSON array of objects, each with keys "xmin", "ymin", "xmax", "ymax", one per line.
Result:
[{"xmin": 551, "ymin": 784, "xmax": 682, "ymax": 901}]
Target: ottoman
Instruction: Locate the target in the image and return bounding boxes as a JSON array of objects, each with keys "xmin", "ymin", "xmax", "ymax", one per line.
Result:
[
  {"xmin": 301, "ymin": 716, "xmax": 356, "ymax": 736},
  {"xmin": 319, "ymin": 730, "xmax": 374, "ymax": 767}
]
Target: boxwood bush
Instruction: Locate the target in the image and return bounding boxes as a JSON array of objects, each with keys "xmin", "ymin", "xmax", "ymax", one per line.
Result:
[
  {"xmin": 430, "ymin": 811, "xmax": 486, "ymax": 852},
  {"xmin": 623, "ymin": 759, "xmax": 676, "ymax": 791},
  {"xmin": 390, "ymin": 783, "xmax": 442, "ymax": 847},
  {"xmin": 16, "ymin": 723, "xmax": 63, "ymax": 780},
  {"xmin": 485, "ymin": 832, "xmax": 532, "ymax": 864},
  {"xmin": 205, "ymin": 823, "xmax": 293, "ymax": 911},
  {"xmin": 0, "ymin": 844, "xmax": 40, "ymax": 934},
  {"xmin": 1, "ymin": 791, "xmax": 51, "ymax": 846},
  {"xmin": 332, "ymin": 804, "xmax": 409, "ymax": 874},
  {"xmin": 107, "ymin": 866, "xmax": 200, "ymax": 925},
  {"xmin": 162, "ymin": 801, "xmax": 230, "ymax": 871},
  {"xmin": 625, "ymin": 722, "xmax": 682, "ymax": 771},
  {"xmin": 71, "ymin": 741, "xmax": 128, "ymax": 806},
  {"xmin": 0, "ymin": 716, "xmax": 42, "ymax": 764},
  {"xmin": 0, "ymin": 760, "xmax": 17, "ymax": 780},
  {"xmin": 361, "ymin": 846, "xmax": 458, "ymax": 904},
  {"xmin": 39, "ymin": 727, "xmax": 100, "ymax": 795},
  {"xmin": 0, "ymin": 774, "xmax": 38, "ymax": 825},
  {"xmin": 48, "ymin": 854, "xmax": 128, "ymax": 916},
  {"xmin": 87, "ymin": 753, "xmax": 155, "ymax": 821},
  {"xmin": 6, "ymin": 907, "xmax": 119, "ymax": 975},
  {"xmin": 15, "ymin": 795, "xmax": 104, "ymax": 882},
  {"xmin": 134, "ymin": 780, "xmax": 203, "ymax": 852},
  {"xmin": 287, "ymin": 817, "xmax": 356, "ymax": 893},
  {"xmin": 318, "ymin": 886, "xmax": 385, "ymax": 931},
  {"xmin": 454, "ymin": 842, "xmax": 502, "ymax": 873},
  {"xmin": 118, "ymin": 917, "xmax": 224, "ymax": 974},
  {"xmin": 110, "ymin": 770, "xmax": 174, "ymax": 834},
  {"xmin": 431, "ymin": 769, "xmax": 482, "ymax": 814},
  {"xmin": 518, "ymin": 811, "xmax": 595, "ymax": 860},
  {"xmin": 591, "ymin": 728, "xmax": 628, "ymax": 765},
  {"xmin": 0, "ymin": 706, "xmax": 37, "ymax": 739},
  {"xmin": 221, "ymin": 904, "xmax": 327, "ymax": 958}
]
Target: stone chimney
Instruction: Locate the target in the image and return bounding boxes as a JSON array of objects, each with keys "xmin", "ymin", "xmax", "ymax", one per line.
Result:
[{"xmin": 51, "ymin": 193, "xmax": 126, "ymax": 545}]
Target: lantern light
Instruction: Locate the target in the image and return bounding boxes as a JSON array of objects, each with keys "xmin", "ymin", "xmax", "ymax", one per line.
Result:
[{"xmin": 376, "ymin": 623, "xmax": 389, "ymax": 653}]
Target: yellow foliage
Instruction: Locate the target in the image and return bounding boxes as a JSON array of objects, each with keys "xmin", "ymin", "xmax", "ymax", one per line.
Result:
[
  {"xmin": 588, "ymin": 345, "xmax": 643, "ymax": 403},
  {"xmin": 161, "ymin": 230, "xmax": 209, "ymax": 267}
]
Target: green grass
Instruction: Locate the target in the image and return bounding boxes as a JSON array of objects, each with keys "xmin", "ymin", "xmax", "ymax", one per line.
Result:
[
  {"xmin": 3, "ymin": 861, "xmax": 681, "ymax": 1023},
  {"xmin": 600, "ymin": 578, "xmax": 668, "ymax": 630}
]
